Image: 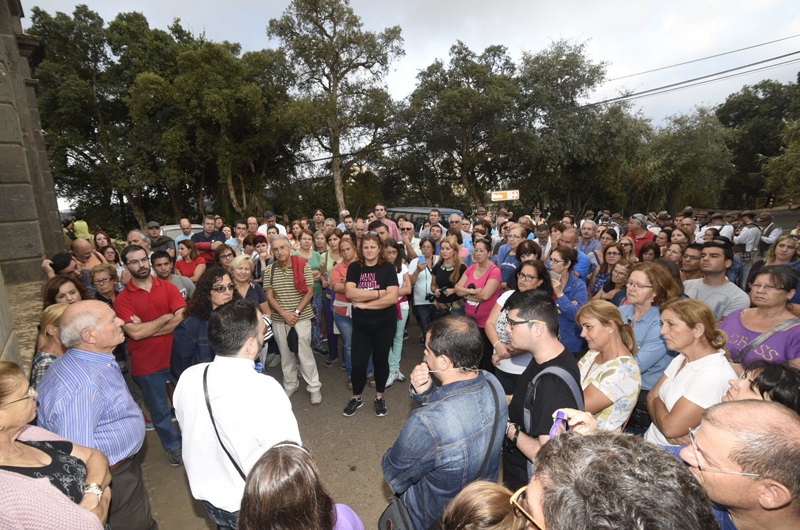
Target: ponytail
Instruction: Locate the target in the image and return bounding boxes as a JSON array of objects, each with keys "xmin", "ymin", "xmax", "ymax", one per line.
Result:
[{"xmin": 619, "ymin": 322, "xmax": 638, "ymax": 356}]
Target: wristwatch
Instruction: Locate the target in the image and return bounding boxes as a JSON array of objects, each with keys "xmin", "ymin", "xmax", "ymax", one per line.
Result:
[
  {"xmin": 293, "ymin": 309, "xmax": 301, "ymax": 315},
  {"xmin": 84, "ymin": 482, "xmax": 103, "ymax": 500}
]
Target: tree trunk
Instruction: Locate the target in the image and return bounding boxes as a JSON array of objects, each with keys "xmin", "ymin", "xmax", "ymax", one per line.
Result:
[
  {"xmin": 123, "ymin": 190, "xmax": 147, "ymax": 229},
  {"xmin": 226, "ymin": 166, "xmax": 243, "ymax": 214},
  {"xmin": 168, "ymin": 185, "xmax": 183, "ymax": 221},
  {"xmin": 332, "ymin": 140, "xmax": 346, "ymax": 213}
]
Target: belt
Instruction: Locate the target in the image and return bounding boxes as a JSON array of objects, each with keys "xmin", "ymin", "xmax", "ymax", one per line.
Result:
[{"xmin": 110, "ymin": 456, "xmax": 133, "ymax": 471}]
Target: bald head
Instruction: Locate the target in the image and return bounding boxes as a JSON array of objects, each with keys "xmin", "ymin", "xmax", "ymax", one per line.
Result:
[
  {"xmin": 560, "ymin": 228, "xmax": 580, "ymax": 249},
  {"xmin": 71, "ymin": 239, "xmax": 94, "ymax": 264},
  {"xmin": 60, "ymin": 300, "xmax": 124, "ymax": 353}
]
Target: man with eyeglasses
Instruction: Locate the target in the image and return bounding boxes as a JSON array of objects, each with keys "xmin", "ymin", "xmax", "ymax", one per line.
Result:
[
  {"xmin": 399, "ymin": 220, "xmax": 420, "ymax": 260},
  {"xmin": 501, "ymin": 290, "xmax": 582, "ymax": 492},
  {"xmin": 151, "ymin": 250, "xmax": 195, "ymax": 301},
  {"xmin": 684, "ymin": 241, "xmax": 750, "ymax": 321},
  {"xmin": 37, "ymin": 300, "xmax": 158, "ymax": 530},
  {"xmin": 114, "ymin": 244, "xmax": 186, "ymax": 467},
  {"xmin": 174, "ymin": 300, "xmax": 301, "ymax": 529}
]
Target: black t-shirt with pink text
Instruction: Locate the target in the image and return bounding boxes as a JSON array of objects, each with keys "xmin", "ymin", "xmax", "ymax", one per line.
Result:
[{"xmin": 346, "ymin": 261, "xmax": 399, "ymax": 321}]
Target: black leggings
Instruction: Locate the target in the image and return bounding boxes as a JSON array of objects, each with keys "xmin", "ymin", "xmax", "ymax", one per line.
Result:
[
  {"xmin": 351, "ymin": 312, "xmax": 396, "ymax": 395},
  {"xmin": 478, "ymin": 327, "xmax": 495, "ymax": 374}
]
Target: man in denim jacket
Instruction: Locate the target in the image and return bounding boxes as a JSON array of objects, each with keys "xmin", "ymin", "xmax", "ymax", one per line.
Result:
[{"xmin": 382, "ymin": 316, "xmax": 507, "ymax": 529}]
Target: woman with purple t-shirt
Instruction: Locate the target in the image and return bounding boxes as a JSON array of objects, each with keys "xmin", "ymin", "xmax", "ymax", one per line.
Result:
[
  {"xmin": 721, "ymin": 265, "xmax": 800, "ymax": 374},
  {"xmin": 239, "ymin": 442, "xmax": 365, "ymax": 530}
]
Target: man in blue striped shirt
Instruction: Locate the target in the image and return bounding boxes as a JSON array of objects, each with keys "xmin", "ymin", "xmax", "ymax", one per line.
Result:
[{"xmin": 38, "ymin": 300, "xmax": 158, "ymax": 530}]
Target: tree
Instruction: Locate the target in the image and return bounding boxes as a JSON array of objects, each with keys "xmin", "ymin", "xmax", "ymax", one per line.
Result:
[
  {"xmin": 760, "ymin": 119, "xmax": 800, "ymax": 196},
  {"xmin": 267, "ymin": 0, "xmax": 404, "ymax": 213},
  {"xmin": 716, "ymin": 80, "xmax": 800, "ymax": 208}
]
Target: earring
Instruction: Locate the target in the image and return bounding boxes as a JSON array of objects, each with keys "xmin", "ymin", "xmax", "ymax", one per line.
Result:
[{"xmin": 0, "ymin": 424, "xmax": 4, "ymax": 431}]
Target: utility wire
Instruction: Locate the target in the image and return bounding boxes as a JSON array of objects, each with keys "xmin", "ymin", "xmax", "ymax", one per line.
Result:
[
  {"xmin": 291, "ymin": 51, "xmax": 800, "ymax": 167},
  {"xmin": 608, "ymin": 33, "xmax": 800, "ymax": 81}
]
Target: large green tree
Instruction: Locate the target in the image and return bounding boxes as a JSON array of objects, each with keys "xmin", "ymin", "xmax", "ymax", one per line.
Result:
[
  {"xmin": 267, "ymin": 0, "xmax": 404, "ymax": 213},
  {"xmin": 716, "ymin": 79, "xmax": 800, "ymax": 208}
]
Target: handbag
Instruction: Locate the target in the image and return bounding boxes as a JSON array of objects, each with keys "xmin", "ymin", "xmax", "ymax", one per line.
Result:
[
  {"xmin": 732, "ymin": 318, "xmax": 800, "ymax": 364},
  {"xmin": 203, "ymin": 365, "xmax": 246, "ymax": 481},
  {"xmin": 378, "ymin": 381, "xmax": 501, "ymax": 530}
]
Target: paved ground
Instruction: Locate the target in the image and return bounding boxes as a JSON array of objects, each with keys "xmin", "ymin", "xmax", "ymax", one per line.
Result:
[{"xmin": 8, "ymin": 279, "xmax": 425, "ymax": 528}]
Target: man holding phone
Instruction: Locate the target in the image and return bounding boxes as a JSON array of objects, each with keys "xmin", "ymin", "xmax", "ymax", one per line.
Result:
[{"xmin": 502, "ymin": 290, "xmax": 583, "ymax": 491}]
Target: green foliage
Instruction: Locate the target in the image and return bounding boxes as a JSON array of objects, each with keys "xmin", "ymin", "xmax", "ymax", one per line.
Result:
[{"xmin": 760, "ymin": 119, "xmax": 800, "ymax": 196}]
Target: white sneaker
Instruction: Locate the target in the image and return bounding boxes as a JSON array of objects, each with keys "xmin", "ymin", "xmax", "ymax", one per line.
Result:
[
  {"xmin": 310, "ymin": 390, "xmax": 322, "ymax": 405},
  {"xmin": 385, "ymin": 371, "xmax": 399, "ymax": 388}
]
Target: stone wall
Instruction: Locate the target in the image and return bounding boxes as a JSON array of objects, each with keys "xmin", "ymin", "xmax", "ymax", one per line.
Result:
[{"xmin": 0, "ymin": 0, "xmax": 62, "ymax": 362}]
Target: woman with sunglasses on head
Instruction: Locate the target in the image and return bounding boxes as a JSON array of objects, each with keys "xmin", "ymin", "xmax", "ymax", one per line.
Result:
[
  {"xmin": 576, "ymin": 300, "xmax": 641, "ymax": 432},
  {"xmin": 645, "ymin": 298, "xmax": 736, "ymax": 446},
  {"xmin": 486, "ymin": 261, "xmax": 554, "ymax": 396},
  {"xmin": 0, "ymin": 361, "xmax": 111, "ymax": 525},
  {"xmin": 619, "ymin": 262, "xmax": 683, "ymax": 435},
  {"xmin": 721, "ymin": 265, "xmax": 800, "ymax": 375},
  {"xmin": 171, "ymin": 267, "xmax": 241, "ymax": 380},
  {"xmin": 548, "ymin": 246, "xmax": 589, "ymax": 355},
  {"xmin": 455, "ymin": 237, "xmax": 503, "ymax": 373},
  {"xmin": 588, "ymin": 244, "xmax": 624, "ymax": 296},
  {"xmin": 440, "ymin": 481, "xmax": 524, "ymax": 530}
]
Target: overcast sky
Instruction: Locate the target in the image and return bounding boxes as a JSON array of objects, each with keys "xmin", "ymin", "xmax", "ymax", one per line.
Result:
[{"xmin": 22, "ymin": 0, "xmax": 800, "ymax": 124}]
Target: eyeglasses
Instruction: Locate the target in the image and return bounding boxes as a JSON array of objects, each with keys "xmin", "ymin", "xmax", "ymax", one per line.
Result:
[
  {"xmin": 750, "ymin": 283, "xmax": 783, "ymax": 292},
  {"xmin": 605, "ymin": 251, "xmax": 621, "ymax": 256},
  {"xmin": 510, "ymin": 486, "xmax": 544, "ymax": 530},
  {"xmin": 619, "ymin": 242, "xmax": 632, "ymax": 247},
  {"xmin": 93, "ymin": 277, "xmax": 114, "ymax": 284},
  {"xmin": 126, "ymin": 258, "xmax": 149, "ymax": 267},
  {"xmin": 548, "ymin": 258, "xmax": 567, "ymax": 264},
  {"xmin": 518, "ymin": 273, "xmax": 539, "ymax": 282},
  {"xmin": 400, "ymin": 227, "xmax": 414, "ymax": 232},
  {"xmin": 0, "ymin": 386, "xmax": 36, "ymax": 407},
  {"xmin": 626, "ymin": 281, "xmax": 653, "ymax": 290},
  {"xmin": 219, "ymin": 253, "xmax": 234, "ymax": 260},
  {"xmin": 507, "ymin": 317, "xmax": 546, "ymax": 327},
  {"xmin": 688, "ymin": 427, "xmax": 762, "ymax": 478},
  {"xmin": 682, "ymin": 254, "xmax": 701, "ymax": 262},
  {"xmin": 211, "ymin": 283, "xmax": 236, "ymax": 293}
]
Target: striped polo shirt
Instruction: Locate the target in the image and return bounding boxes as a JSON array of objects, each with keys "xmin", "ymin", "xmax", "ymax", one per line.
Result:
[{"xmin": 264, "ymin": 260, "xmax": 314, "ymax": 322}]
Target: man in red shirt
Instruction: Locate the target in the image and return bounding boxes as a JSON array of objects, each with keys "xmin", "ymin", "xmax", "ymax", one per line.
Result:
[
  {"xmin": 115, "ymin": 244, "xmax": 186, "ymax": 466},
  {"xmin": 625, "ymin": 213, "xmax": 655, "ymax": 257}
]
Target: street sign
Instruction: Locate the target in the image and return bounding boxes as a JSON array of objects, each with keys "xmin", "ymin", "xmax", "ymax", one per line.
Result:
[{"xmin": 491, "ymin": 190, "xmax": 519, "ymax": 202}]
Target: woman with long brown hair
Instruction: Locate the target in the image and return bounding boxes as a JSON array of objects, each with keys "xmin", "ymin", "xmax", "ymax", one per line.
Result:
[
  {"xmin": 431, "ymin": 236, "xmax": 466, "ymax": 316},
  {"xmin": 175, "ymin": 240, "xmax": 206, "ymax": 284}
]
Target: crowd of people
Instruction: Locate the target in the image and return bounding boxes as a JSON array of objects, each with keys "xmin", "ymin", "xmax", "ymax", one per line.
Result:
[{"xmin": 2, "ymin": 203, "xmax": 800, "ymax": 529}]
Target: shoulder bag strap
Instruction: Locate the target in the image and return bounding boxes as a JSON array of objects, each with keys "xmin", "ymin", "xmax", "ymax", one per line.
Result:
[
  {"xmin": 203, "ymin": 365, "xmax": 247, "ymax": 481},
  {"xmin": 733, "ymin": 318, "xmax": 800, "ymax": 364},
  {"xmin": 476, "ymin": 379, "xmax": 500, "ymax": 479},
  {"xmin": 524, "ymin": 366, "xmax": 585, "ymax": 432}
]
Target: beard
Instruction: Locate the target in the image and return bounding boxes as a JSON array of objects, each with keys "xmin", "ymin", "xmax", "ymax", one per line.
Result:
[{"xmin": 131, "ymin": 266, "xmax": 151, "ymax": 279}]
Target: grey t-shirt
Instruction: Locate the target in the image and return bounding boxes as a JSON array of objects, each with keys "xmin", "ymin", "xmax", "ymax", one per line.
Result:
[
  {"xmin": 169, "ymin": 275, "xmax": 196, "ymax": 301},
  {"xmin": 683, "ymin": 279, "xmax": 750, "ymax": 320}
]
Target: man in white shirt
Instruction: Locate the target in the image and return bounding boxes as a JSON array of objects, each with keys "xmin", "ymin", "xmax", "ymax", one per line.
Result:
[
  {"xmin": 257, "ymin": 210, "xmax": 287, "ymax": 237},
  {"xmin": 174, "ymin": 300, "xmax": 300, "ymax": 527},
  {"xmin": 683, "ymin": 241, "xmax": 750, "ymax": 321}
]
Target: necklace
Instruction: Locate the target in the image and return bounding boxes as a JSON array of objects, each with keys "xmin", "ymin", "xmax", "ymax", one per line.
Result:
[{"xmin": 0, "ymin": 442, "xmax": 24, "ymax": 464}]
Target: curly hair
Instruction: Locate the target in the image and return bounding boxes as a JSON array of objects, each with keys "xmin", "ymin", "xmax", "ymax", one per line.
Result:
[
  {"xmin": 184, "ymin": 266, "xmax": 241, "ymax": 320},
  {"xmin": 43, "ymin": 275, "xmax": 91, "ymax": 309}
]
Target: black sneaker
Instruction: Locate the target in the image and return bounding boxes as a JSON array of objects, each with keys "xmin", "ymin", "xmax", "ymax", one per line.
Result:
[
  {"xmin": 342, "ymin": 397, "xmax": 363, "ymax": 417},
  {"xmin": 375, "ymin": 397, "xmax": 388, "ymax": 417}
]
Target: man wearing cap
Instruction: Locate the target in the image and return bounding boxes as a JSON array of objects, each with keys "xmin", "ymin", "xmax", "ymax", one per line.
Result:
[
  {"xmin": 531, "ymin": 208, "xmax": 545, "ymax": 227},
  {"xmin": 757, "ymin": 212, "xmax": 782, "ymax": 257},
  {"xmin": 625, "ymin": 214, "xmax": 655, "ymax": 256},
  {"xmin": 706, "ymin": 213, "xmax": 731, "ymax": 240},
  {"xmin": 258, "ymin": 210, "xmax": 287, "ymax": 237},
  {"xmin": 656, "ymin": 211, "xmax": 672, "ymax": 230},
  {"xmin": 146, "ymin": 221, "xmax": 176, "ymax": 258}
]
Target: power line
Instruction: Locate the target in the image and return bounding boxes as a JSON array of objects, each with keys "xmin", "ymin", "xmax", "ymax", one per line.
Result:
[
  {"xmin": 590, "ymin": 50, "xmax": 800, "ymax": 106},
  {"xmin": 608, "ymin": 33, "xmax": 800, "ymax": 81}
]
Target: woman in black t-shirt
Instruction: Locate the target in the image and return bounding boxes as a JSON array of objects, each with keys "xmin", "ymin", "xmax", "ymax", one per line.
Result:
[
  {"xmin": 431, "ymin": 236, "xmax": 467, "ymax": 316},
  {"xmin": 343, "ymin": 234, "xmax": 399, "ymax": 418}
]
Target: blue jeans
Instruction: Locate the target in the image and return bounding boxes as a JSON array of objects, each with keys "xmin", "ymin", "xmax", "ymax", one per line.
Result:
[
  {"xmin": 324, "ymin": 292, "xmax": 339, "ymax": 362},
  {"xmin": 203, "ymin": 501, "xmax": 238, "ymax": 529},
  {"xmin": 334, "ymin": 312, "xmax": 373, "ymax": 380},
  {"xmin": 133, "ymin": 369, "xmax": 181, "ymax": 452},
  {"xmin": 388, "ymin": 307, "xmax": 409, "ymax": 373}
]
